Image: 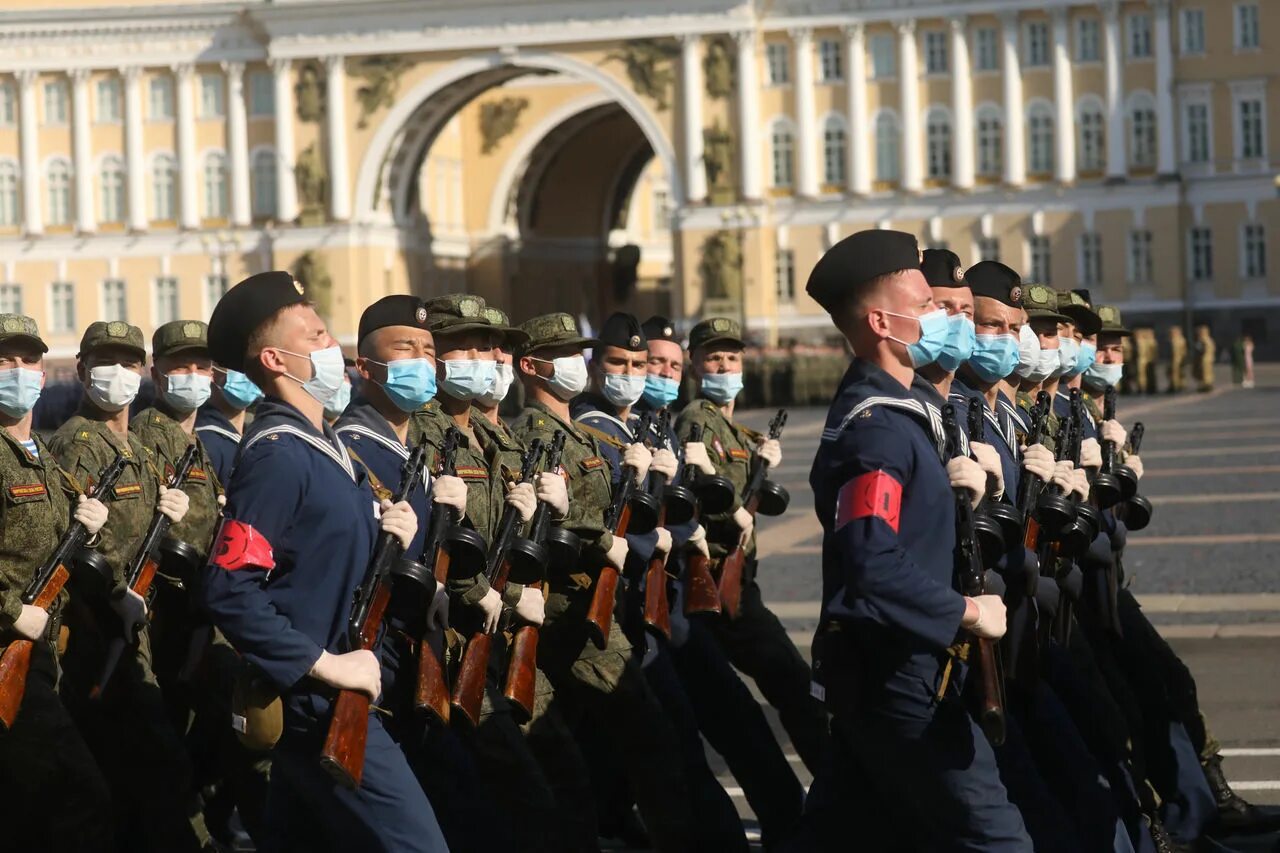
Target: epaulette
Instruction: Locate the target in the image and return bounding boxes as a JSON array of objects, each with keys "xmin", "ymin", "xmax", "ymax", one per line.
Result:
[
  {"xmin": 575, "ymin": 420, "xmax": 627, "ymax": 450},
  {"xmin": 736, "ymin": 423, "xmax": 764, "ymax": 443}
]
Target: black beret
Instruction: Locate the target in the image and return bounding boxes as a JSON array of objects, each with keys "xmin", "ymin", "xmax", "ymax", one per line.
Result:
[
  {"xmin": 1072, "ymin": 288, "xmax": 1092, "ymax": 306},
  {"xmin": 596, "ymin": 312, "xmax": 647, "ymax": 351},
  {"xmin": 641, "ymin": 315, "xmax": 679, "ymax": 344},
  {"xmin": 921, "ymin": 248, "xmax": 966, "ymax": 288},
  {"xmin": 359, "ymin": 295, "xmax": 429, "ymax": 344},
  {"xmin": 965, "ymin": 261, "xmax": 1024, "ymax": 308},
  {"xmin": 805, "ymin": 229, "xmax": 921, "ymax": 312},
  {"xmin": 208, "ymin": 271, "xmax": 308, "ymax": 372}
]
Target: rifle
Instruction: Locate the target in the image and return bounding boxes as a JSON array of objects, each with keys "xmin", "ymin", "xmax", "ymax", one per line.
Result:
[
  {"xmin": 681, "ymin": 424, "xmax": 722, "ymax": 617},
  {"xmin": 320, "ymin": 439, "xmax": 430, "ymax": 789},
  {"xmin": 641, "ymin": 411, "xmax": 676, "ymax": 640},
  {"xmin": 715, "ymin": 409, "xmax": 788, "ymax": 619},
  {"xmin": 941, "ymin": 404, "xmax": 1006, "ymax": 746},
  {"xmin": 1116, "ymin": 423, "xmax": 1153, "ymax": 531},
  {"xmin": 1090, "ymin": 387, "xmax": 1125, "ymax": 509},
  {"xmin": 964, "ymin": 400, "xmax": 1009, "ymax": 562},
  {"xmin": 0, "ymin": 450, "xmax": 126, "ymax": 729},
  {"xmin": 449, "ymin": 439, "xmax": 544, "ymax": 729},
  {"xmin": 90, "ymin": 442, "xmax": 200, "ymax": 700}
]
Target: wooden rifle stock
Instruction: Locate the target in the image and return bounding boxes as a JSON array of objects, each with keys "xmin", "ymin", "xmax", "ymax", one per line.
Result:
[
  {"xmin": 715, "ymin": 409, "xmax": 786, "ymax": 619},
  {"xmin": 584, "ymin": 502, "xmax": 632, "ymax": 651},
  {"xmin": 641, "ymin": 501, "xmax": 671, "ymax": 641},
  {"xmin": 413, "ymin": 430, "xmax": 464, "ymax": 723},
  {"xmin": 680, "ymin": 425, "xmax": 721, "ymax": 617}
]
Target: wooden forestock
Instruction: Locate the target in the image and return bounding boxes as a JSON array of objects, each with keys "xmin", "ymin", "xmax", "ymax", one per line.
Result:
[
  {"xmin": 680, "ymin": 424, "xmax": 721, "ymax": 617},
  {"xmin": 414, "ymin": 432, "xmax": 462, "ymax": 723},
  {"xmin": 715, "ymin": 410, "xmax": 786, "ymax": 619},
  {"xmin": 641, "ymin": 498, "xmax": 671, "ymax": 640},
  {"xmin": 585, "ymin": 502, "xmax": 632, "ymax": 651}
]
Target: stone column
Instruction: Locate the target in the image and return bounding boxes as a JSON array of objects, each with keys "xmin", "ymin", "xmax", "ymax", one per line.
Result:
[
  {"xmin": 70, "ymin": 69, "xmax": 96, "ymax": 232},
  {"xmin": 898, "ymin": 20, "xmax": 923, "ymax": 192},
  {"xmin": 123, "ymin": 66, "xmax": 147, "ymax": 231},
  {"xmin": 225, "ymin": 62, "xmax": 251, "ymax": 225},
  {"xmin": 1052, "ymin": 9, "xmax": 1077, "ymax": 183},
  {"xmin": 950, "ymin": 18, "xmax": 975, "ymax": 190},
  {"xmin": 175, "ymin": 63, "xmax": 199, "ymax": 228},
  {"xmin": 272, "ymin": 60, "xmax": 299, "ymax": 222},
  {"xmin": 679, "ymin": 35, "xmax": 707, "ymax": 204},
  {"xmin": 844, "ymin": 24, "xmax": 871, "ymax": 194},
  {"xmin": 1153, "ymin": 0, "xmax": 1176, "ymax": 176},
  {"xmin": 734, "ymin": 31, "xmax": 763, "ymax": 200},
  {"xmin": 1001, "ymin": 13, "xmax": 1026, "ymax": 186},
  {"xmin": 1103, "ymin": 1, "xmax": 1127, "ymax": 180},
  {"xmin": 792, "ymin": 27, "xmax": 819, "ymax": 196},
  {"xmin": 324, "ymin": 55, "xmax": 351, "ymax": 221},
  {"xmin": 16, "ymin": 71, "xmax": 41, "ymax": 235}
]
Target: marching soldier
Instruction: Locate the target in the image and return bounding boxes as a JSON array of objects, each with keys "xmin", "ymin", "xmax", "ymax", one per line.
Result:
[
  {"xmin": 1168, "ymin": 325, "xmax": 1187, "ymax": 393},
  {"xmin": 195, "ymin": 363, "xmax": 262, "ymax": 487},
  {"xmin": 1194, "ymin": 325, "xmax": 1216, "ymax": 392}
]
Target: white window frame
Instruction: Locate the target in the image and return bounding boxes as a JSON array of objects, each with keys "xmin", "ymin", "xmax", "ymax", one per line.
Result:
[
  {"xmin": 924, "ymin": 30, "xmax": 949, "ymax": 75},
  {"xmin": 926, "ymin": 108, "xmax": 952, "ymax": 179},
  {"xmin": 151, "ymin": 153, "xmax": 177, "ymax": 222},
  {"xmin": 976, "ymin": 105, "xmax": 1003, "ymax": 178},
  {"xmin": 1235, "ymin": 3, "xmax": 1260, "ymax": 51},
  {"xmin": 203, "ymin": 273, "xmax": 229, "ymax": 319},
  {"xmin": 199, "ymin": 73, "xmax": 225, "ymax": 119},
  {"xmin": 0, "ymin": 81, "xmax": 14, "ymax": 127},
  {"xmin": 0, "ymin": 284, "xmax": 22, "ymax": 315},
  {"xmin": 101, "ymin": 278, "xmax": 128, "ymax": 323},
  {"xmin": 1188, "ymin": 227, "xmax": 1213, "ymax": 281},
  {"xmin": 1076, "ymin": 18, "xmax": 1102, "ymax": 63},
  {"xmin": 1241, "ymin": 223, "xmax": 1267, "ymax": 280},
  {"xmin": 1180, "ymin": 85, "xmax": 1214, "ymax": 169},
  {"xmin": 99, "ymin": 155, "xmax": 126, "ymax": 224},
  {"xmin": 822, "ymin": 116, "xmax": 847, "ymax": 186},
  {"xmin": 1077, "ymin": 99, "xmax": 1107, "ymax": 173},
  {"xmin": 149, "ymin": 75, "xmax": 174, "ymax": 121},
  {"xmin": 975, "ymin": 28, "xmax": 1000, "ymax": 72},
  {"xmin": 45, "ymin": 158, "xmax": 73, "ymax": 226},
  {"xmin": 248, "ymin": 70, "xmax": 275, "ymax": 117},
  {"xmin": 774, "ymin": 247, "xmax": 796, "ymax": 303},
  {"xmin": 651, "ymin": 186, "xmax": 670, "ymax": 232},
  {"xmin": 0, "ymin": 161, "xmax": 19, "ymax": 227},
  {"xmin": 870, "ymin": 34, "xmax": 896, "ymax": 80},
  {"xmin": 1230, "ymin": 81, "xmax": 1267, "ymax": 164},
  {"xmin": 95, "ymin": 78, "xmax": 121, "ymax": 124},
  {"xmin": 818, "ymin": 40, "xmax": 843, "ymax": 82},
  {"xmin": 49, "ymin": 281, "xmax": 75, "ymax": 333},
  {"xmin": 770, "ymin": 119, "xmax": 796, "ymax": 188},
  {"xmin": 766, "ymin": 42, "xmax": 790, "ymax": 86},
  {"xmin": 1129, "ymin": 94, "xmax": 1158, "ymax": 169},
  {"xmin": 1025, "ymin": 22, "xmax": 1051, "ymax": 67},
  {"xmin": 1079, "ymin": 231, "xmax": 1103, "ymax": 286},
  {"xmin": 1129, "ymin": 14, "xmax": 1153, "ymax": 59},
  {"xmin": 1181, "ymin": 9, "xmax": 1206, "ymax": 56},
  {"xmin": 1128, "ymin": 230, "xmax": 1154, "ymax": 286},
  {"xmin": 1030, "ymin": 235, "xmax": 1051, "ymax": 285},
  {"xmin": 153, "ymin": 276, "xmax": 180, "ymax": 326},
  {"xmin": 251, "ymin": 148, "xmax": 277, "ymax": 218},
  {"xmin": 1027, "ymin": 102, "xmax": 1055, "ymax": 175},
  {"xmin": 43, "ymin": 79, "xmax": 68, "ymax": 126},
  {"xmin": 977, "ymin": 237, "xmax": 1001, "ymax": 263},
  {"xmin": 203, "ymin": 151, "xmax": 228, "ymax": 219},
  {"xmin": 874, "ymin": 111, "xmax": 900, "ymax": 182}
]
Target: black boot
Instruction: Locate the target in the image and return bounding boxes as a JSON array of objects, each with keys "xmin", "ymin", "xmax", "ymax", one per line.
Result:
[
  {"xmin": 1147, "ymin": 815, "xmax": 1191, "ymax": 853},
  {"xmin": 1203, "ymin": 753, "xmax": 1280, "ymax": 836}
]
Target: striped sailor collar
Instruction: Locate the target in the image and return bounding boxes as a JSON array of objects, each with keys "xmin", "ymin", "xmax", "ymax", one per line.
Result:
[
  {"xmin": 822, "ymin": 358, "xmax": 955, "ymax": 460},
  {"xmin": 241, "ymin": 396, "xmax": 356, "ymax": 481},
  {"xmin": 334, "ymin": 395, "xmax": 411, "ymax": 460}
]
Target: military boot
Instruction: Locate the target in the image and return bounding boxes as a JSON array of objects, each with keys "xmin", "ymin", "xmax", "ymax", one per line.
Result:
[
  {"xmin": 1203, "ymin": 753, "xmax": 1280, "ymax": 836},
  {"xmin": 1147, "ymin": 815, "xmax": 1191, "ymax": 853}
]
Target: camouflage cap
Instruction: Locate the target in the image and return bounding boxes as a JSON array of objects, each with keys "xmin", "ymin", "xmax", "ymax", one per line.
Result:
[
  {"xmin": 0, "ymin": 314, "xmax": 48, "ymax": 353},
  {"xmin": 517, "ymin": 312, "xmax": 599, "ymax": 357},
  {"xmin": 1095, "ymin": 304, "xmax": 1132, "ymax": 337},
  {"xmin": 152, "ymin": 320, "xmax": 209, "ymax": 359},
  {"xmin": 1020, "ymin": 284, "xmax": 1070, "ymax": 325},
  {"xmin": 422, "ymin": 293, "xmax": 492, "ymax": 337},
  {"xmin": 481, "ymin": 306, "xmax": 530, "ymax": 350},
  {"xmin": 688, "ymin": 317, "xmax": 745, "ymax": 352},
  {"xmin": 79, "ymin": 320, "xmax": 146, "ymax": 359},
  {"xmin": 1056, "ymin": 290, "xmax": 1102, "ymax": 336}
]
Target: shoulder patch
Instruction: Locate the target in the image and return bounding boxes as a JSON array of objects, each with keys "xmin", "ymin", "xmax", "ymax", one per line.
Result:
[
  {"xmin": 113, "ymin": 483, "xmax": 144, "ymax": 499},
  {"xmin": 728, "ymin": 448, "xmax": 751, "ymax": 461},
  {"xmin": 580, "ymin": 456, "xmax": 605, "ymax": 471},
  {"xmin": 455, "ymin": 465, "xmax": 489, "ymax": 480},
  {"xmin": 7, "ymin": 483, "xmax": 47, "ymax": 501},
  {"xmin": 836, "ymin": 471, "xmax": 903, "ymax": 534}
]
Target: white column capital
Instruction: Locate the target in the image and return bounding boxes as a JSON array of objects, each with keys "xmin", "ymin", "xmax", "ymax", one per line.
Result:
[
  {"xmin": 677, "ymin": 32, "xmax": 700, "ymax": 47},
  {"xmin": 732, "ymin": 29, "xmax": 756, "ymax": 48},
  {"xmin": 69, "ymin": 68, "xmax": 92, "ymax": 84},
  {"xmin": 15, "ymin": 69, "xmax": 38, "ymax": 88},
  {"xmin": 999, "ymin": 11, "xmax": 1021, "ymax": 31},
  {"xmin": 171, "ymin": 62, "xmax": 195, "ymax": 79},
  {"xmin": 221, "ymin": 60, "xmax": 246, "ymax": 82},
  {"xmin": 119, "ymin": 66, "xmax": 143, "ymax": 84},
  {"xmin": 270, "ymin": 57, "xmax": 292, "ymax": 76},
  {"xmin": 949, "ymin": 16, "xmax": 968, "ymax": 34},
  {"xmin": 789, "ymin": 27, "xmax": 813, "ymax": 43},
  {"xmin": 897, "ymin": 19, "xmax": 917, "ymax": 37},
  {"xmin": 323, "ymin": 55, "xmax": 346, "ymax": 74},
  {"xmin": 1101, "ymin": 0, "xmax": 1121, "ymax": 20},
  {"xmin": 1151, "ymin": 0, "xmax": 1172, "ymax": 13},
  {"xmin": 842, "ymin": 22, "xmax": 865, "ymax": 40}
]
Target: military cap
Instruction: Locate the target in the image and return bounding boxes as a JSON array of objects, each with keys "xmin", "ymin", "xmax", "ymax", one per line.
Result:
[
  {"xmin": 965, "ymin": 262, "xmax": 1024, "ymax": 308},
  {"xmin": 921, "ymin": 248, "xmax": 966, "ymax": 288},
  {"xmin": 79, "ymin": 320, "xmax": 146, "ymax": 360},
  {"xmin": 1056, "ymin": 290, "xmax": 1102, "ymax": 336},
  {"xmin": 208, "ymin": 270, "xmax": 308, "ymax": 372},
  {"xmin": 1021, "ymin": 284, "xmax": 1071, "ymax": 324},
  {"xmin": 688, "ymin": 317, "xmax": 745, "ymax": 352},
  {"xmin": 518, "ymin": 312, "xmax": 599, "ymax": 357},
  {"xmin": 641, "ymin": 315, "xmax": 679, "ymax": 344},
  {"xmin": 1095, "ymin": 304, "xmax": 1131, "ymax": 337},
  {"xmin": 481, "ymin": 306, "xmax": 530, "ymax": 349},
  {"xmin": 0, "ymin": 314, "xmax": 47, "ymax": 353},
  {"xmin": 597, "ymin": 312, "xmax": 647, "ymax": 352},
  {"xmin": 805, "ymin": 229, "xmax": 921, "ymax": 312},
  {"xmin": 359, "ymin": 294, "xmax": 430, "ymax": 344},
  {"xmin": 421, "ymin": 293, "xmax": 493, "ymax": 338},
  {"xmin": 152, "ymin": 320, "xmax": 209, "ymax": 359}
]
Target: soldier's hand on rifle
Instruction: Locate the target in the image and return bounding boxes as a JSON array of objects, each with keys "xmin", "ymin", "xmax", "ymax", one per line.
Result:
[
  {"xmin": 946, "ymin": 456, "xmax": 986, "ymax": 510},
  {"xmin": 535, "ymin": 471, "xmax": 569, "ymax": 519},
  {"xmin": 157, "ymin": 486, "xmax": 190, "ymax": 524},
  {"xmin": 1049, "ymin": 460, "xmax": 1076, "ymax": 495},
  {"xmin": 379, "ymin": 499, "xmax": 418, "ymax": 550},
  {"xmin": 605, "ymin": 535, "xmax": 629, "ymax": 571},
  {"xmin": 687, "ymin": 524, "xmax": 710, "ymax": 558},
  {"xmin": 426, "ymin": 585, "xmax": 450, "ymax": 632},
  {"xmin": 961, "ymin": 594, "xmax": 1007, "ymax": 640},
  {"xmin": 1100, "ymin": 419, "xmax": 1127, "ymax": 448},
  {"xmin": 1079, "ymin": 437, "xmax": 1103, "ymax": 470},
  {"xmin": 1020, "ymin": 444, "xmax": 1056, "ymax": 483},
  {"xmin": 623, "ymin": 442, "xmax": 652, "ymax": 484},
  {"xmin": 653, "ymin": 527, "xmax": 672, "ymax": 555},
  {"xmin": 308, "ymin": 649, "xmax": 381, "ymax": 701},
  {"xmin": 969, "ymin": 442, "xmax": 1005, "ymax": 499},
  {"xmin": 110, "ymin": 587, "xmax": 148, "ymax": 636},
  {"xmin": 1069, "ymin": 468, "xmax": 1090, "ymax": 502},
  {"xmin": 514, "ymin": 587, "xmax": 545, "ymax": 627},
  {"xmin": 74, "ymin": 494, "xmax": 109, "ymax": 536},
  {"xmin": 217, "ymin": 494, "xmax": 227, "ymax": 508},
  {"xmin": 477, "ymin": 586, "xmax": 502, "ymax": 634},
  {"xmin": 505, "ymin": 481, "xmax": 537, "ymax": 523},
  {"xmin": 13, "ymin": 603, "xmax": 49, "ymax": 641},
  {"xmin": 1125, "ymin": 453, "xmax": 1144, "ymax": 480},
  {"xmin": 758, "ymin": 438, "xmax": 782, "ymax": 469},
  {"xmin": 731, "ymin": 506, "xmax": 754, "ymax": 548},
  {"xmin": 650, "ymin": 447, "xmax": 678, "ymax": 480},
  {"xmin": 432, "ymin": 475, "xmax": 468, "ymax": 520},
  {"xmin": 683, "ymin": 441, "xmax": 716, "ymax": 476}
]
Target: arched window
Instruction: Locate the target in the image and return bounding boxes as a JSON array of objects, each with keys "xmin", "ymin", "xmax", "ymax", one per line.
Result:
[
  {"xmin": 46, "ymin": 159, "xmax": 72, "ymax": 226},
  {"xmin": 976, "ymin": 105, "xmax": 1003, "ymax": 178},
  {"xmin": 0, "ymin": 162, "xmax": 18, "ymax": 226},
  {"xmin": 1129, "ymin": 94, "xmax": 1157, "ymax": 169},
  {"xmin": 875, "ymin": 112, "xmax": 900, "ymax": 183},
  {"xmin": 152, "ymin": 154, "xmax": 176, "ymax": 221},
  {"xmin": 926, "ymin": 108, "xmax": 952, "ymax": 179},
  {"xmin": 252, "ymin": 149, "xmax": 277, "ymax": 218},
  {"xmin": 1027, "ymin": 103, "xmax": 1055, "ymax": 175},
  {"xmin": 99, "ymin": 156, "xmax": 125, "ymax": 224},
  {"xmin": 770, "ymin": 121, "xmax": 795, "ymax": 188},
  {"xmin": 1078, "ymin": 99, "xmax": 1106, "ymax": 172},
  {"xmin": 822, "ymin": 117, "xmax": 847, "ymax": 186},
  {"xmin": 203, "ymin": 152, "xmax": 227, "ymax": 219}
]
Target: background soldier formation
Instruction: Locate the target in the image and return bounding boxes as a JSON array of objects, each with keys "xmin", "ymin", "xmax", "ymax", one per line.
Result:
[{"xmin": 0, "ymin": 234, "xmax": 1275, "ymax": 853}]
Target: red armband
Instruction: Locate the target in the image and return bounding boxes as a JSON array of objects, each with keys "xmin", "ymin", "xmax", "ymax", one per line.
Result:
[
  {"xmin": 211, "ymin": 519, "xmax": 276, "ymax": 572},
  {"xmin": 835, "ymin": 471, "xmax": 902, "ymax": 533}
]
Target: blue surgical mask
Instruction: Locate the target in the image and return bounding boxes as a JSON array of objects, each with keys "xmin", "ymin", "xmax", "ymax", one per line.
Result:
[
  {"xmin": 440, "ymin": 358, "xmax": 495, "ymax": 402},
  {"xmin": 1053, "ymin": 337, "xmax": 1080, "ymax": 378},
  {"xmin": 279, "ymin": 344, "xmax": 346, "ymax": 405},
  {"xmin": 0, "ymin": 367, "xmax": 43, "ymax": 417},
  {"xmin": 701, "ymin": 372, "xmax": 743, "ymax": 405},
  {"xmin": 969, "ymin": 333, "xmax": 1020, "ymax": 383},
  {"xmin": 477, "ymin": 362, "xmax": 514, "ymax": 407},
  {"xmin": 163, "ymin": 372, "xmax": 212, "ymax": 413},
  {"xmin": 1068, "ymin": 341, "xmax": 1097, "ymax": 378},
  {"xmin": 377, "ymin": 357, "xmax": 437, "ymax": 411},
  {"xmin": 935, "ymin": 314, "xmax": 976, "ymax": 373},
  {"xmin": 218, "ymin": 369, "xmax": 262, "ymax": 409},
  {"xmin": 1084, "ymin": 361, "xmax": 1124, "ymax": 389},
  {"xmin": 323, "ymin": 381, "xmax": 352, "ymax": 419},
  {"xmin": 642, "ymin": 374, "xmax": 680, "ymax": 409},
  {"xmin": 886, "ymin": 308, "xmax": 950, "ymax": 368},
  {"xmin": 602, "ymin": 373, "xmax": 647, "ymax": 408}
]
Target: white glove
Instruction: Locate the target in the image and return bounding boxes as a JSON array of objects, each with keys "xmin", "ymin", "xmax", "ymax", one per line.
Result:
[
  {"xmin": 217, "ymin": 493, "xmax": 227, "ymax": 508},
  {"xmin": 432, "ymin": 474, "xmax": 468, "ymax": 519},
  {"xmin": 505, "ymin": 482, "xmax": 537, "ymax": 523},
  {"xmin": 1124, "ymin": 453, "xmax": 1144, "ymax": 480},
  {"xmin": 683, "ymin": 441, "xmax": 716, "ymax": 476},
  {"xmin": 650, "ymin": 448, "xmax": 678, "ymax": 481},
  {"xmin": 731, "ymin": 506, "xmax": 754, "ymax": 548},
  {"xmin": 12, "ymin": 603, "xmax": 49, "ymax": 641},
  {"xmin": 653, "ymin": 527, "xmax": 672, "ymax": 556},
  {"xmin": 946, "ymin": 456, "xmax": 987, "ymax": 510},
  {"xmin": 476, "ymin": 586, "xmax": 502, "ymax": 635},
  {"xmin": 535, "ymin": 471, "xmax": 569, "ymax": 519},
  {"xmin": 1079, "ymin": 437, "xmax": 1103, "ymax": 471},
  {"xmin": 963, "ymin": 594, "xmax": 1008, "ymax": 640},
  {"xmin": 605, "ymin": 535, "xmax": 629, "ymax": 571},
  {"xmin": 1050, "ymin": 460, "xmax": 1076, "ymax": 494},
  {"xmin": 74, "ymin": 494, "xmax": 109, "ymax": 536},
  {"xmin": 623, "ymin": 443, "xmax": 652, "ymax": 484},
  {"xmin": 686, "ymin": 524, "xmax": 710, "ymax": 559},
  {"xmin": 157, "ymin": 486, "xmax": 189, "ymax": 524},
  {"xmin": 379, "ymin": 499, "xmax": 418, "ymax": 551},
  {"xmin": 514, "ymin": 586, "xmax": 545, "ymax": 627},
  {"xmin": 110, "ymin": 587, "xmax": 148, "ymax": 636},
  {"xmin": 969, "ymin": 442, "xmax": 1004, "ymax": 499},
  {"xmin": 757, "ymin": 438, "xmax": 782, "ymax": 469},
  {"xmin": 1069, "ymin": 468, "xmax": 1090, "ymax": 502},
  {"xmin": 1021, "ymin": 444, "xmax": 1056, "ymax": 484},
  {"xmin": 309, "ymin": 649, "xmax": 381, "ymax": 701},
  {"xmin": 426, "ymin": 584, "xmax": 450, "ymax": 632},
  {"xmin": 1100, "ymin": 420, "xmax": 1127, "ymax": 448}
]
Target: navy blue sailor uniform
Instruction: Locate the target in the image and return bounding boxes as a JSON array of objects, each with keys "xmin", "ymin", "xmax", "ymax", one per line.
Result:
[
  {"xmin": 200, "ymin": 398, "xmax": 446, "ymax": 853},
  {"xmin": 195, "ymin": 404, "xmax": 243, "ymax": 487}
]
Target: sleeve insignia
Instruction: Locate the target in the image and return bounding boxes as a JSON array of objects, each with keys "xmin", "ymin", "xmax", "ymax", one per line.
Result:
[
  {"xmin": 212, "ymin": 519, "xmax": 276, "ymax": 572},
  {"xmin": 836, "ymin": 471, "xmax": 903, "ymax": 534}
]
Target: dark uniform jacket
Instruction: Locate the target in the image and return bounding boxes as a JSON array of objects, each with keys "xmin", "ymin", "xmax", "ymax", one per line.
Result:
[{"xmin": 195, "ymin": 405, "xmax": 242, "ymax": 487}]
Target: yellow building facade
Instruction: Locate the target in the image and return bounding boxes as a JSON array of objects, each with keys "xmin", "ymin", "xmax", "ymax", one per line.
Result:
[{"xmin": 0, "ymin": 0, "xmax": 1276, "ymax": 369}]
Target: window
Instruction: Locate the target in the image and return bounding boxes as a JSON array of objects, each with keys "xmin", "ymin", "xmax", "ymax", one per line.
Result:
[
  {"xmin": 870, "ymin": 34, "xmax": 895, "ymax": 79},
  {"xmin": 1238, "ymin": 98, "xmax": 1264, "ymax": 160},
  {"xmin": 1077, "ymin": 19, "xmax": 1101, "ymax": 62},
  {"xmin": 766, "ymin": 43, "xmax": 789, "ymax": 86},
  {"xmin": 149, "ymin": 76, "xmax": 173, "ymax": 120},
  {"xmin": 1236, "ymin": 4, "xmax": 1260, "ymax": 50},
  {"xmin": 975, "ymin": 28, "xmax": 999, "ymax": 71},
  {"xmin": 99, "ymin": 156, "xmax": 125, "ymax": 224},
  {"xmin": 775, "ymin": 248, "xmax": 796, "ymax": 303},
  {"xmin": 200, "ymin": 73, "xmax": 224, "ymax": 118},
  {"xmin": 43, "ymin": 80, "xmax": 68, "ymax": 125},
  {"xmin": 1130, "ymin": 97, "xmax": 1157, "ymax": 168},
  {"xmin": 51, "ymin": 282, "xmax": 75, "ymax": 333},
  {"xmin": 978, "ymin": 238, "xmax": 1000, "ymax": 263},
  {"xmin": 1129, "ymin": 230, "xmax": 1153, "ymax": 285},
  {"xmin": 1189, "ymin": 227, "xmax": 1213, "ymax": 281},
  {"xmin": 0, "ymin": 284, "xmax": 21, "ymax": 314},
  {"xmin": 1184, "ymin": 102, "xmax": 1211, "ymax": 163},
  {"xmin": 249, "ymin": 71, "xmax": 274, "ymax": 116},
  {"xmin": 1028, "ymin": 104, "xmax": 1055, "ymax": 174},
  {"xmin": 1078, "ymin": 101, "xmax": 1106, "ymax": 172},
  {"xmin": 925, "ymin": 31, "xmax": 948, "ymax": 74},
  {"xmin": 1243, "ymin": 224, "xmax": 1267, "ymax": 279},
  {"xmin": 1080, "ymin": 232, "xmax": 1102, "ymax": 286},
  {"xmin": 874, "ymin": 113, "xmax": 900, "ymax": 182},
  {"xmin": 1030, "ymin": 236, "xmax": 1051, "ymax": 284},
  {"xmin": 0, "ymin": 81, "xmax": 15, "ymax": 126},
  {"xmin": 96, "ymin": 78, "xmax": 121, "ymax": 123},
  {"xmin": 823, "ymin": 118, "xmax": 846, "ymax": 186},
  {"xmin": 818, "ymin": 40, "xmax": 843, "ymax": 82},
  {"xmin": 976, "ymin": 106, "xmax": 1003, "ymax": 178},
  {"xmin": 0, "ymin": 162, "xmax": 18, "ymax": 226},
  {"xmin": 1181, "ymin": 9, "xmax": 1206, "ymax": 55},
  {"xmin": 155, "ymin": 277, "xmax": 179, "ymax": 324},
  {"xmin": 152, "ymin": 154, "xmax": 176, "ymax": 221},
  {"xmin": 926, "ymin": 109, "xmax": 952, "ymax": 179},
  {"xmin": 205, "ymin": 274, "xmax": 229, "ymax": 317},
  {"xmin": 770, "ymin": 122, "xmax": 794, "ymax": 188},
  {"xmin": 101, "ymin": 279, "xmax": 127, "ymax": 322},
  {"xmin": 204, "ymin": 152, "xmax": 228, "ymax": 218},
  {"xmin": 1026, "ymin": 22, "xmax": 1050, "ymax": 67},
  {"xmin": 46, "ymin": 159, "xmax": 72, "ymax": 226},
  {"xmin": 252, "ymin": 149, "xmax": 277, "ymax": 218},
  {"xmin": 651, "ymin": 187, "xmax": 669, "ymax": 231},
  {"xmin": 1129, "ymin": 14, "xmax": 1153, "ymax": 58}
]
